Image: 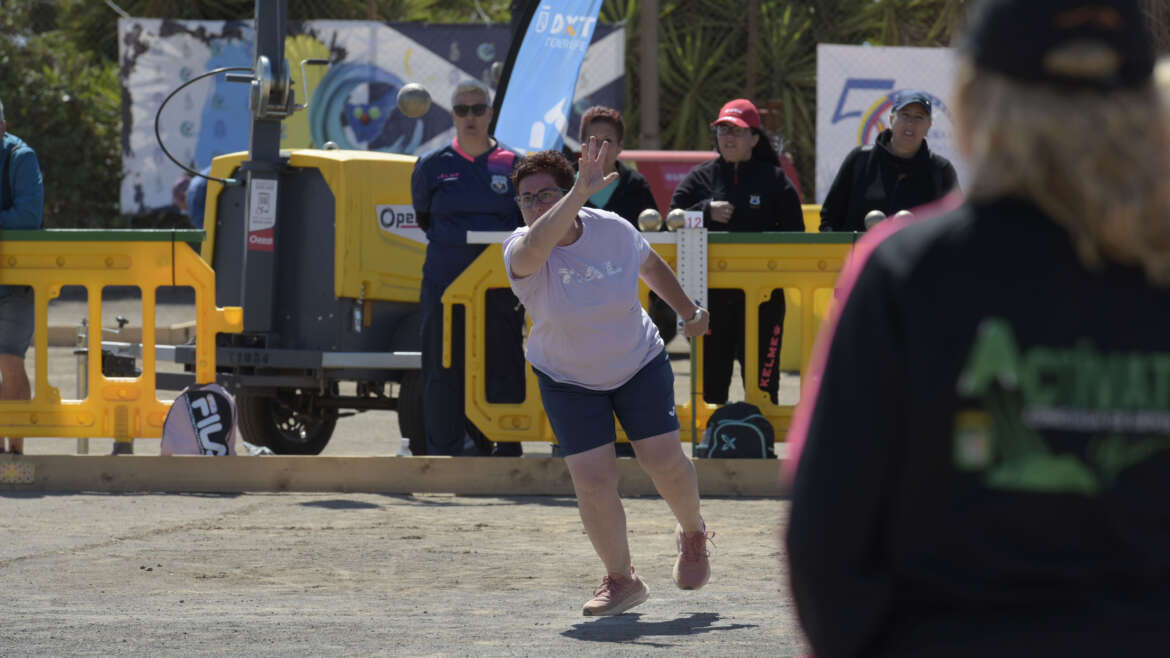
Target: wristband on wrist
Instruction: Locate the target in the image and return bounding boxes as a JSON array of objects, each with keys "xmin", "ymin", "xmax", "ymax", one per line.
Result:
[{"xmin": 684, "ymin": 307, "xmax": 706, "ymax": 325}]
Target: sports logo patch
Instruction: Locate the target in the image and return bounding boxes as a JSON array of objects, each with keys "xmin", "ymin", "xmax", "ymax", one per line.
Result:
[
  {"xmin": 161, "ymin": 383, "xmax": 238, "ymax": 456},
  {"xmin": 491, "ymin": 174, "xmax": 509, "ymax": 194},
  {"xmin": 749, "ymin": 194, "xmax": 761, "ymax": 207}
]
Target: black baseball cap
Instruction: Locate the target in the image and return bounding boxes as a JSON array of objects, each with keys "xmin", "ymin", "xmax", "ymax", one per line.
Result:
[
  {"xmin": 960, "ymin": 0, "xmax": 1155, "ymax": 89},
  {"xmin": 891, "ymin": 91, "xmax": 932, "ymax": 117}
]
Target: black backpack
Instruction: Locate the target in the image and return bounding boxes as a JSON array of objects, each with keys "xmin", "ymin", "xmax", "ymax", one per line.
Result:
[{"xmin": 697, "ymin": 402, "xmax": 776, "ymax": 459}]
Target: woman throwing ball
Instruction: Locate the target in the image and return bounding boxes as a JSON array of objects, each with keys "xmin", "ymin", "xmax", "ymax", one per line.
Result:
[{"xmin": 503, "ymin": 138, "xmax": 713, "ymax": 616}]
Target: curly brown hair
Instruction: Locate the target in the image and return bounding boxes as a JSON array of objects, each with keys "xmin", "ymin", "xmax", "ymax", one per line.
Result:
[
  {"xmin": 579, "ymin": 105, "xmax": 624, "ymax": 144},
  {"xmin": 512, "ymin": 150, "xmax": 575, "ymax": 191}
]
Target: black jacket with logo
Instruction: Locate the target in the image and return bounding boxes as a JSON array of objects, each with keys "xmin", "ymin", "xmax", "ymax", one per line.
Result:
[
  {"xmin": 669, "ymin": 156, "xmax": 804, "ymax": 232},
  {"xmin": 583, "ymin": 160, "xmax": 661, "ymax": 225},
  {"xmin": 788, "ymin": 198, "xmax": 1170, "ymax": 657},
  {"xmin": 819, "ymin": 129, "xmax": 959, "ymax": 232}
]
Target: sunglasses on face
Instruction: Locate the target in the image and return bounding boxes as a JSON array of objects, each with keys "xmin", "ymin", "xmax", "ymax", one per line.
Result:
[
  {"xmin": 515, "ymin": 187, "xmax": 566, "ymax": 209},
  {"xmin": 453, "ymin": 103, "xmax": 489, "ymax": 117},
  {"xmin": 714, "ymin": 124, "xmax": 750, "ymax": 137}
]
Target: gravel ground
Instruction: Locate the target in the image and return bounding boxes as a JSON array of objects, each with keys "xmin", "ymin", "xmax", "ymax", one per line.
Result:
[
  {"xmin": 0, "ymin": 491, "xmax": 806, "ymax": 657},
  {"xmin": 2, "ymin": 297, "xmax": 810, "ymax": 657}
]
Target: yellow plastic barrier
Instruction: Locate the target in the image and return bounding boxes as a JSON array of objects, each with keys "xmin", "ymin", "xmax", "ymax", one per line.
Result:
[
  {"xmin": 0, "ymin": 229, "xmax": 242, "ymax": 443},
  {"xmin": 802, "ymin": 204, "xmax": 821, "ymax": 233},
  {"xmin": 442, "ymin": 230, "xmax": 860, "ymax": 444}
]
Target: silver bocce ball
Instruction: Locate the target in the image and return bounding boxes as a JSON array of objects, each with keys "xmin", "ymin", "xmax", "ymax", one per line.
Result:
[
  {"xmin": 864, "ymin": 209, "xmax": 887, "ymax": 230},
  {"xmin": 637, "ymin": 208, "xmax": 662, "ymax": 232},
  {"xmin": 396, "ymin": 83, "xmax": 432, "ymax": 118}
]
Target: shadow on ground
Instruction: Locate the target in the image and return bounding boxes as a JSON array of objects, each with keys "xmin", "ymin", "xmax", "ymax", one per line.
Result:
[
  {"xmin": 0, "ymin": 491, "xmax": 243, "ymax": 501},
  {"xmin": 298, "ymin": 498, "xmax": 382, "ymax": 510},
  {"xmin": 562, "ymin": 612, "xmax": 757, "ymax": 648},
  {"xmin": 365, "ymin": 494, "xmax": 581, "ymax": 509}
]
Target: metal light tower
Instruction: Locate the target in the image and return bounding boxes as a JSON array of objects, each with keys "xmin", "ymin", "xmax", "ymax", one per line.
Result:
[{"xmin": 230, "ymin": 0, "xmax": 292, "ymax": 333}]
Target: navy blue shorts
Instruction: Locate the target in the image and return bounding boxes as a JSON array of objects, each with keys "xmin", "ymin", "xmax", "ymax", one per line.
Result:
[
  {"xmin": 0, "ymin": 287, "xmax": 35, "ymax": 357},
  {"xmin": 535, "ymin": 350, "xmax": 680, "ymax": 456}
]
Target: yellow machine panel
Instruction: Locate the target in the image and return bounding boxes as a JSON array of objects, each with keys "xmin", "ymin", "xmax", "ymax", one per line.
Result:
[
  {"xmin": 285, "ymin": 150, "xmax": 423, "ymax": 303},
  {"xmin": 202, "ymin": 149, "xmax": 425, "ymax": 303}
]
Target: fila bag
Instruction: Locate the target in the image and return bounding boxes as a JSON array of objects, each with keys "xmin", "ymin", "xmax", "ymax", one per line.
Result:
[{"xmin": 161, "ymin": 383, "xmax": 238, "ymax": 456}]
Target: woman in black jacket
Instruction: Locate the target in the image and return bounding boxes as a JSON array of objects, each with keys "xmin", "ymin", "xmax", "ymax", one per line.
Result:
[
  {"xmin": 819, "ymin": 90, "xmax": 959, "ymax": 232},
  {"xmin": 788, "ymin": 2, "xmax": 1170, "ymax": 655},
  {"xmin": 578, "ymin": 106, "xmax": 659, "ymax": 226},
  {"xmin": 670, "ymin": 99, "xmax": 804, "ymax": 406},
  {"xmin": 577, "ymin": 106, "xmax": 680, "ymax": 366}
]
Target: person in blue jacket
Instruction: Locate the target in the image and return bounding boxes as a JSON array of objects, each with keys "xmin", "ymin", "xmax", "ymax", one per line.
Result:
[
  {"xmin": 0, "ymin": 98, "xmax": 44, "ymax": 454},
  {"xmin": 411, "ymin": 80, "xmax": 526, "ymax": 456}
]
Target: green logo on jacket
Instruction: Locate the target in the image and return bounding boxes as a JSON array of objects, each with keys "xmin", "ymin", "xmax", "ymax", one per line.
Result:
[{"xmin": 953, "ymin": 318, "xmax": 1170, "ymax": 495}]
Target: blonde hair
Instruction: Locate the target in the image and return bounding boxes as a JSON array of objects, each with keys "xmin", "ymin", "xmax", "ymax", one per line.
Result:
[{"xmin": 953, "ymin": 57, "xmax": 1170, "ymax": 286}]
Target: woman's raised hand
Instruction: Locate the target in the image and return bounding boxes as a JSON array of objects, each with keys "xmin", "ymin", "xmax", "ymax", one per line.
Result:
[{"xmin": 574, "ymin": 136, "xmax": 620, "ymax": 197}]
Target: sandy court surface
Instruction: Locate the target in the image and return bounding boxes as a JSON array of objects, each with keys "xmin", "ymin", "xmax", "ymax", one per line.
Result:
[
  {"xmin": 6, "ymin": 297, "xmax": 808, "ymax": 656},
  {"xmin": 1, "ymin": 491, "xmax": 805, "ymax": 657}
]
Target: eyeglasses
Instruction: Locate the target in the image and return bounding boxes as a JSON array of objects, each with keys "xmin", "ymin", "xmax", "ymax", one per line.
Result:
[
  {"xmin": 453, "ymin": 103, "xmax": 489, "ymax": 117},
  {"xmin": 515, "ymin": 187, "xmax": 566, "ymax": 209},
  {"xmin": 714, "ymin": 125, "xmax": 750, "ymax": 137}
]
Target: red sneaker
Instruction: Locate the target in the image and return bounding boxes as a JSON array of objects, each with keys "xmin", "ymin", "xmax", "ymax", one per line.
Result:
[
  {"xmin": 582, "ymin": 568, "xmax": 650, "ymax": 616},
  {"xmin": 673, "ymin": 524, "xmax": 714, "ymax": 590}
]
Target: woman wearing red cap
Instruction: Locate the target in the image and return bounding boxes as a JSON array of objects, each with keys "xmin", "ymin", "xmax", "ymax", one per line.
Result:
[{"xmin": 669, "ymin": 98, "xmax": 804, "ymax": 407}]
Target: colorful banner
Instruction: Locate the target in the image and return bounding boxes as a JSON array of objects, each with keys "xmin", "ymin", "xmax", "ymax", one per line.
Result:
[
  {"xmin": 815, "ymin": 44, "xmax": 963, "ymax": 203},
  {"xmin": 493, "ymin": 1, "xmax": 604, "ymax": 154},
  {"xmin": 118, "ymin": 18, "xmax": 622, "ymax": 213}
]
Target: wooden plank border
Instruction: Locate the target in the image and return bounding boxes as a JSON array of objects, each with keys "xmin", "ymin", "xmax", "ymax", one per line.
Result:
[{"xmin": 0, "ymin": 455, "xmax": 786, "ymax": 497}]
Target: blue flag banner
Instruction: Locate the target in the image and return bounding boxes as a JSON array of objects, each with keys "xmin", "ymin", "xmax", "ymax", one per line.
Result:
[{"xmin": 494, "ymin": 1, "xmax": 604, "ymax": 154}]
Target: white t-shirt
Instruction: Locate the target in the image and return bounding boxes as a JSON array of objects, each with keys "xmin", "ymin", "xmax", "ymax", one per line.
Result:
[{"xmin": 503, "ymin": 207, "xmax": 665, "ymax": 390}]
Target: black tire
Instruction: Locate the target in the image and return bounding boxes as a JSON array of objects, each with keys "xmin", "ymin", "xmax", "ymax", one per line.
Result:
[
  {"xmin": 237, "ymin": 390, "xmax": 338, "ymax": 455},
  {"xmin": 397, "ymin": 370, "xmax": 427, "ymax": 455}
]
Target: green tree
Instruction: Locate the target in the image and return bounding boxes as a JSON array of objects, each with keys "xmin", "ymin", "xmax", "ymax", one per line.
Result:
[{"xmin": 0, "ymin": 0, "xmax": 123, "ymax": 227}]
